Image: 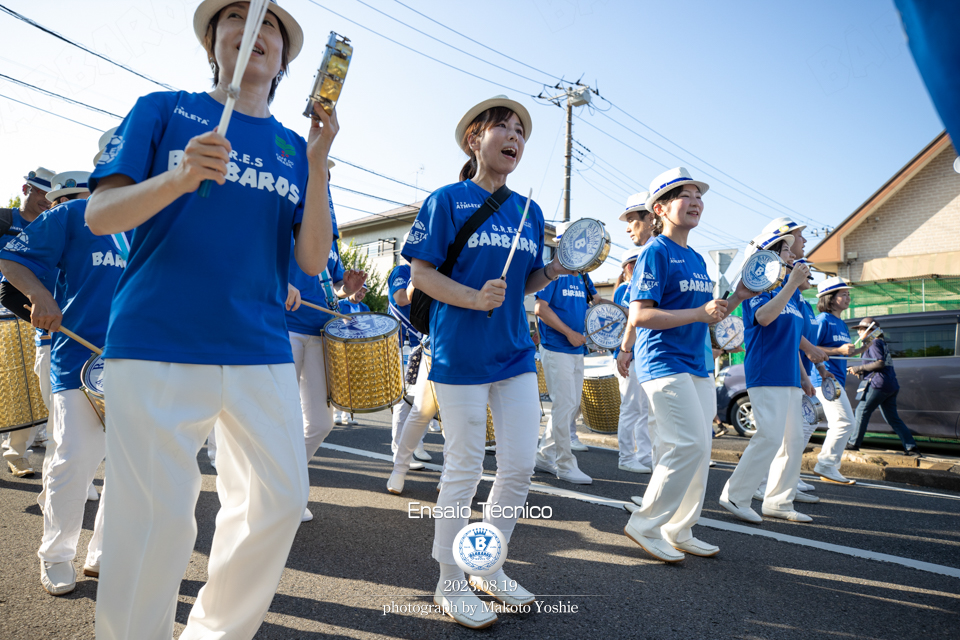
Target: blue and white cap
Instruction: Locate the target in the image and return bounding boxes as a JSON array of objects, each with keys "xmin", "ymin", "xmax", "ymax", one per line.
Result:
[
  {"xmin": 761, "ymin": 216, "xmax": 807, "ymax": 238},
  {"xmin": 46, "ymin": 171, "xmax": 91, "ymax": 202},
  {"xmin": 620, "ymin": 246, "xmax": 641, "ymax": 267},
  {"xmin": 745, "ymin": 228, "xmax": 795, "ymax": 259},
  {"xmin": 816, "ymin": 276, "xmax": 852, "ymax": 298},
  {"xmin": 24, "ymin": 167, "xmax": 56, "ymax": 192},
  {"xmin": 554, "ymin": 220, "xmax": 571, "ymax": 241},
  {"xmin": 619, "ymin": 190, "xmax": 649, "ymax": 221},
  {"xmin": 645, "ymin": 167, "xmax": 709, "ymax": 213}
]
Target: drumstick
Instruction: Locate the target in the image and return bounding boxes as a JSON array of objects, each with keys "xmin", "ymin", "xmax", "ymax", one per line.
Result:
[
  {"xmin": 585, "ymin": 320, "xmax": 623, "ymax": 338},
  {"xmin": 299, "ymin": 299, "xmax": 352, "ymax": 319},
  {"xmin": 23, "ymin": 306, "xmax": 102, "ymax": 355},
  {"xmin": 199, "ymin": 0, "xmax": 271, "ymax": 198},
  {"xmin": 719, "ymin": 331, "xmax": 742, "ymax": 351},
  {"xmin": 852, "ymin": 322, "xmax": 876, "ymax": 348},
  {"xmin": 487, "ymin": 188, "xmax": 533, "ymax": 319}
]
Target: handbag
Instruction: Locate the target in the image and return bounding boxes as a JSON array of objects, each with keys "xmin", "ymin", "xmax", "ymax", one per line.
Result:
[{"xmin": 409, "ymin": 184, "xmax": 512, "ymax": 335}]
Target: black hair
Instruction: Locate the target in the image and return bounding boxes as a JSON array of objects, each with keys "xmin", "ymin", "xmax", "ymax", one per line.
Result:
[{"xmin": 206, "ymin": 8, "xmax": 290, "ymax": 104}]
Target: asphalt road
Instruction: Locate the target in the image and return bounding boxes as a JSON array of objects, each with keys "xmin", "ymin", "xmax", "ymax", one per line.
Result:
[{"xmin": 2, "ymin": 410, "xmax": 959, "ymax": 640}]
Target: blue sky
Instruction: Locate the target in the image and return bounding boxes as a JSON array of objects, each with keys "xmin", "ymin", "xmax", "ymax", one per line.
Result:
[{"xmin": 0, "ymin": 0, "xmax": 945, "ymax": 282}]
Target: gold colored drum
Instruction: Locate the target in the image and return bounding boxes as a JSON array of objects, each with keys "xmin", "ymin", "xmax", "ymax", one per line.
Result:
[
  {"xmin": 81, "ymin": 353, "xmax": 106, "ymax": 430},
  {"xmin": 423, "ymin": 341, "xmax": 495, "ymax": 445},
  {"xmin": 0, "ymin": 313, "xmax": 49, "ymax": 434},
  {"xmin": 536, "ymin": 359, "xmax": 548, "ymax": 396},
  {"xmin": 323, "ymin": 313, "xmax": 404, "ymax": 414},
  {"xmin": 581, "ymin": 374, "xmax": 620, "ymax": 433}
]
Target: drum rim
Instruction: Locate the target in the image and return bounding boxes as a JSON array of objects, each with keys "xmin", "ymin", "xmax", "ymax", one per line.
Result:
[
  {"xmin": 322, "ymin": 312, "xmax": 400, "ymax": 343},
  {"xmin": 743, "ymin": 249, "xmax": 788, "ymax": 292},
  {"xmin": 557, "ymin": 218, "xmax": 610, "ymax": 271},
  {"xmin": 80, "ymin": 352, "xmax": 105, "ymax": 399}
]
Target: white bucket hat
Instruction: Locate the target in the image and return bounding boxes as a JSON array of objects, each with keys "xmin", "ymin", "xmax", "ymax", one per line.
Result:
[
  {"xmin": 619, "ymin": 191, "xmax": 649, "ymax": 221},
  {"xmin": 553, "ymin": 220, "xmax": 571, "ymax": 241},
  {"xmin": 24, "ymin": 167, "xmax": 56, "ymax": 192},
  {"xmin": 620, "ymin": 246, "xmax": 641, "ymax": 267},
  {"xmin": 455, "ymin": 95, "xmax": 533, "ymax": 154},
  {"xmin": 761, "ymin": 216, "xmax": 807, "ymax": 237},
  {"xmin": 46, "ymin": 171, "xmax": 91, "ymax": 202},
  {"xmin": 646, "ymin": 167, "xmax": 709, "ymax": 213},
  {"xmin": 817, "ymin": 276, "xmax": 852, "ymax": 298},
  {"xmin": 745, "ymin": 227, "xmax": 795, "ymax": 259},
  {"xmin": 93, "ymin": 127, "xmax": 119, "ymax": 166},
  {"xmin": 194, "ymin": 0, "xmax": 304, "ymax": 63}
]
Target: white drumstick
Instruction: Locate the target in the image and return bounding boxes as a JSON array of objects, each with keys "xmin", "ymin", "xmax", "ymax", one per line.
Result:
[
  {"xmin": 487, "ymin": 188, "xmax": 533, "ymax": 318},
  {"xmin": 853, "ymin": 321, "xmax": 876, "ymax": 348}
]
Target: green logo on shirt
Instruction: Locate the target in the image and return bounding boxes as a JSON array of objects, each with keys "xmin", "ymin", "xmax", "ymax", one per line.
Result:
[{"xmin": 275, "ymin": 136, "xmax": 297, "ymax": 158}]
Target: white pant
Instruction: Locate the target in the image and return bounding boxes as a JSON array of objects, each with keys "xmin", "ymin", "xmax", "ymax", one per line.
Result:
[
  {"xmin": 816, "ymin": 387, "xmax": 855, "ymax": 470},
  {"xmin": 759, "ymin": 410, "xmax": 818, "ymax": 490},
  {"xmin": 37, "ymin": 390, "xmax": 106, "ymax": 564},
  {"xmin": 289, "ymin": 331, "xmax": 335, "ymax": 460},
  {"xmin": 538, "ymin": 350, "xmax": 583, "ymax": 472},
  {"xmin": 724, "ymin": 386, "xmax": 804, "ymax": 511},
  {"xmin": 628, "ymin": 374, "xmax": 713, "ymax": 543},
  {"xmin": 4, "ymin": 343, "xmax": 52, "ymax": 461},
  {"xmin": 393, "ymin": 356, "xmax": 436, "ymax": 471},
  {"xmin": 95, "ymin": 360, "xmax": 308, "ymax": 640},
  {"xmin": 432, "ymin": 373, "xmax": 539, "ymax": 565},
  {"xmin": 617, "ymin": 364, "xmax": 652, "ymax": 467}
]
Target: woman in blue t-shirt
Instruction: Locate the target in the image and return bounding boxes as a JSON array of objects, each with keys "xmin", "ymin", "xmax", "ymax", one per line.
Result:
[
  {"xmin": 402, "ymin": 95, "xmax": 572, "ymax": 630},
  {"xmin": 83, "ymin": 3, "xmax": 335, "ymax": 638},
  {"xmin": 619, "ymin": 167, "xmax": 755, "ymax": 564},
  {"xmin": 721, "ymin": 234, "xmax": 816, "ymax": 524}
]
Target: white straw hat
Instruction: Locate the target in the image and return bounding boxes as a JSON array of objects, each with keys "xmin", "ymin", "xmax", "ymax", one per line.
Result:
[
  {"xmin": 46, "ymin": 171, "xmax": 91, "ymax": 202},
  {"xmin": 646, "ymin": 167, "xmax": 709, "ymax": 213},
  {"xmin": 619, "ymin": 191, "xmax": 649, "ymax": 221},
  {"xmin": 23, "ymin": 167, "xmax": 56, "ymax": 192},
  {"xmin": 455, "ymin": 95, "xmax": 533, "ymax": 153},
  {"xmin": 93, "ymin": 127, "xmax": 119, "ymax": 166},
  {"xmin": 761, "ymin": 216, "xmax": 807, "ymax": 237},
  {"xmin": 817, "ymin": 276, "xmax": 853, "ymax": 298},
  {"xmin": 554, "ymin": 220, "xmax": 572, "ymax": 241},
  {"xmin": 744, "ymin": 228, "xmax": 795, "ymax": 259},
  {"xmin": 194, "ymin": 0, "xmax": 304, "ymax": 63},
  {"xmin": 620, "ymin": 246, "xmax": 641, "ymax": 267}
]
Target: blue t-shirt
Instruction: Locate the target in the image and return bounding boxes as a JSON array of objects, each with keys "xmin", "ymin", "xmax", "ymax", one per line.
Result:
[
  {"xmin": 3, "ymin": 209, "xmax": 60, "ymax": 347},
  {"xmin": 629, "ymin": 235, "xmax": 712, "ymax": 383},
  {"xmin": 0, "ymin": 200, "xmax": 125, "ymax": 393},
  {"xmin": 799, "ymin": 299, "xmax": 818, "ymax": 376},
  {"xmin": 535, "ymin": 273, "xmax": 596, "ymax": 355},
  {"xmin": 864, "ymin": 338, "xmax": 899, "ymax": 392},
  {"xmin": 285, "ymin": 242, "xmax": 345, "ymax": 337},
  {"xmin": 89, "ymin": 91, "xmax": 310, "ymax": 365},
  {"xmin": 338, "ymin": 299, "xmax": 370, "ymax": 315},
  {"xmin": 612, "ymin": 282, "xmax": 628, "ymax": 306},
  {"xmin": 742, "ymin": 286, "xmax": 804, "ymax": 388},
  {"xmin": 402, "ymin": 180, "xmax": 544, "ymax": 385},
  {"xmin": 387, "ymin": 264, "xmax": 421, "ymax": 348},
  {"xmin": 704, "ymin": 331, "xmax": 715, "ymax": 374},
  {"xmin": 811, "ymin": 312, "xmax": 852, "ymax": 387}
]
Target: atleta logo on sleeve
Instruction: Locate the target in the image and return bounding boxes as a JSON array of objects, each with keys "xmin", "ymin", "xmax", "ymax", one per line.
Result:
[
  {"xmin": 405, "ymin": 220, "xmax": 427, "ymax": 245},
  {"xmin": 167, "ymin": 146, "xmax": 301, "ymax": 204}
]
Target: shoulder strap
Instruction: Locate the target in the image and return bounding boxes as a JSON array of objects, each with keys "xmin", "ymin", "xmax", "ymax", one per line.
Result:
[
  {"xmin": 0, "ymin": 208, "xmax": 14, "ymax": 236},
  {"xmin": 437, "ymin": 184, "xmax": 512, "ymax": 276}
]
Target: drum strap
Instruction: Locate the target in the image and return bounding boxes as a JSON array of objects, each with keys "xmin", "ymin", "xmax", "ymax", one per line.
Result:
[
  {"xmin": 580, "ymin": 273, "xmax": 595, "ymax": 304},
  {"xmin": 388, "ymin": 301, "xmax": 422, "ymax": 340},
  {"xmin": 0, "ymin": 208, "xmax": 14, "ymax": 236}
]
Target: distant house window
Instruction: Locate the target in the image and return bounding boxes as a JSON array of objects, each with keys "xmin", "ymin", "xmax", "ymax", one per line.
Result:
[
  {"xmin": 884, "ymin": 324, "xmax": 957, "ymax": 358},
  {"xmin": 356, "ymin": 239, "xmax": 396, "ymax": 259}
]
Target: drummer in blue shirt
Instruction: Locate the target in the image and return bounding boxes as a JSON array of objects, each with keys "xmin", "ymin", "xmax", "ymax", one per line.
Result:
[{"xmin": 0, "ymin": 160, "xmax": 121, "ymax": 597}]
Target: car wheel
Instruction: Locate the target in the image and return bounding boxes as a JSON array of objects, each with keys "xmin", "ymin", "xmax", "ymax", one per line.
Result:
[{"xmin": 731, "ymin": 395, "xmax": 757, "ymax": 437}]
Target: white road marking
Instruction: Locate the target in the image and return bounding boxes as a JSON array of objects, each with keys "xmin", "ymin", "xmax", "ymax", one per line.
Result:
[{"xmin": 320, "ymin": 442, "xmax": 960, "ymax": 580}]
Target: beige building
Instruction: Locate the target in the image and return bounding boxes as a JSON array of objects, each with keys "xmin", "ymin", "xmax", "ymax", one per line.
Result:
[{"xmin": 809, "ymin": 132, "xmax": 960, "ymax": 281}]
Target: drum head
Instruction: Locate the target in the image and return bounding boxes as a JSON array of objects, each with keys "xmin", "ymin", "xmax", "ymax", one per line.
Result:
[
  {"xmin": 81, "ymin": 354, "xmax": 105, "ymax": 397},
  {"xmin": 822, "ymin": 377, "xmax": 841, "ymax": 402},
  {"xmin": 801, "ymin": 395, "xmax": 823, "ymax": 425},
  {"xmin": 743, "ymin": 250, "xmax": 784, "ymax": 292},
  {"xmin": 585, "ymin": 303, "xmax": 626, "ymax": 350},
  {"xmin": 713, "ymin": 315, "xmax": 744, "ymax": 350},
  {"xmin": 557, "ymin": 219, "xmax": 606, "ymax": 271},
  {"xmin": 324, "ymin": 312, "xmax": 399, "ymax": 341}
]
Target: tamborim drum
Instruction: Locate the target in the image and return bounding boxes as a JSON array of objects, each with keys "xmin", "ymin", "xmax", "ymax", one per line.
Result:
[
  {"xmin": 324, "ymin": 313, "xmax": 404, "ymax": 414},
  {"xmin": 710, "ymin": 315, "xmax": 744, "ymax": 351},
  {"xmin": 742, "ymin": 250, "xmax": 788, "ymax": 293},
  {"xmin": 821, "ymin": 376, "xmax": 843, "ymax": 402},
  {"xmin": 801, "ymin": 395, "xmax": 826, "ymax": 426},
  {"xmin": 557, "ymin": 218, "xmax": 611, "ymax": 273},
  {"xmin": 581, "ymin": 374, "xmax": 620, "ymax": 433},
  {"xmin": 81, "ymin": 353, "xmax": 105, "ymax": 430},
  {"xmin": 584, "ymin": 303, "xmax": 627, "ymax": 352}
]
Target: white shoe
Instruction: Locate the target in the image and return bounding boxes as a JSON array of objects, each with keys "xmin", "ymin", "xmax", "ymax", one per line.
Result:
[
  {"xmin": 753, "ymin": 488, "xmax": 765, "ymax": 502},
  {"xmin": 210, "ymin": 457, "xmax": 216, "ymax": 469},
  {"xmin": 87, "ymin": 483, "xmax": 99, "ymax": 501},
  {"xmin": 409, "ymin": 461, "xmax": 425, "ymax": 471},
  {"xmin": 570, "ymin": 439, "xmax": 589, "ymax": 452},
  {"xmin": 669, "ymin": 537, "xmax": 719, "ymax": 557},
  {"xmin": 469, "ymin": 573, "xmax": 535, "ymax": 606},
  {"xmin": 623, "ymin": 501, "xmax": 639, "ymax": 514},
  {"xmin": 618, "ymin": 462, "xmax": 652, "ymax": 474},
  {"xmin": 413, "ymin": 446, "xmax": 432, "ymax": 462},
  {"xmin": 624, "ymin": 522, "xmax": 684, "ymax": 562},
  {"xmin": 434, "ymin": 586, "xmax": 497, "ymax": 629},
  {"xmin": 629, "ymin": 495, "xmax": 644, "ymax": 508},
  {"xmin": 436, "ymin": 481, "xmax": 442, "ymax": 493},
  {"xmin": 794, "ymin": 491, "xmax": 820, "ymax": 504},
  {"xmin": 301, "ymin": 507, "xmax": 314, "ymax": 522},
  {"xmin": 387, "ymin": 471, "xmax": 405, "ymax": 495},
  {"xmin": 797, "ymin": 479, "xmax": 816, "ymax": 492},
  {"xmin": 428, "ymin": 420, "xmax": 442, "ymax": 433},
  {"xmin": 40, "ymin": 560, "xmax": 76, "ymax": 596},
  {"xmin": 347, "ymin": 417, "xmax": 358, "ymax": 425},
  {"xmin": 709, "ymin": 460, "xmax": 716, "ymax": 467},
  {"xmin": 557, "ymin": 466, "xmax": 592, "ymax": 485},
  {"xmin": 762, "ymin": 506, "xmax": 812, "ymax": 522},
  {"xmin": 334, "ymin": 416, "xmax": 343, "ymax": 425},
  {"xmin": 534, "ymin": 455, "xmax": 558, "ymax": 476},
  {"xmin": 719, "ymin": 496, "xmax": 763, "ymax": 524},
  {"xmin": 82, "ymin": 561, "xmax": 99, "ymax": 578},
  {"xmin": 814, "ymin": 463, "xmax": 856, "ymax": 485}
]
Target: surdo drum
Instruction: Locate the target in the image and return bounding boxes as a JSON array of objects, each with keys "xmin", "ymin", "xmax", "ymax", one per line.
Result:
[
  {"xmin": 741, "ymin": 250, "xmax": 788, "ymax": 293},
  {"xmin": 584, "ymin": 303, "xmax": 627, "ymax": 352},
  {"xmin": 0, "ymin": 311, "xmax": 48, "ymax": 434},
  {"xmin": 81, "ymin": 354, "xmax": 106, "ymax": 430},
  {"xmin": 710, "ymin": 315, "xmax": 744, "ymax": 351},
  {"xmin": 580, "ymin": 374, "xmax": 620, "ymax": 433},
  {"xmin": 557, "ymin": 218, "xmax": 611, "ymax": 273},
  {"xmin": 801, "ymin": 395, "xmax": 826, "ymax": 426},
  {"xmin": 323, "ymin": 313, "xmax": 404, "ymax": 414}
]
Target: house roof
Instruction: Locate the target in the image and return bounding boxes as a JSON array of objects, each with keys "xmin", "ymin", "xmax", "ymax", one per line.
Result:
[{"xmin": 806, "ymin": 131, "xmax": 951, "ymax": 266}]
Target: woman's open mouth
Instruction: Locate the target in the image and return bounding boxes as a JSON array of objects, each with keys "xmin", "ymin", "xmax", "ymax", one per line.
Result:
[{"xmin": 501, "ymin": 147, "xmax": 517, "ymax": 159}]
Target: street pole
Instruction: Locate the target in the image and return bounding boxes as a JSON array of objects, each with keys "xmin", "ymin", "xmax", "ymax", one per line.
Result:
[{"xmin": 562, "ymin": 97, "xmax": 572, "ymax": 223}]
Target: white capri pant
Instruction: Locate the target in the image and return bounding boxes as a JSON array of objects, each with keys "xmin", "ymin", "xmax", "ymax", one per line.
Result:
[
  {"xmin": 724, "ymin": 386, "xmax": 804, "ymax": 511},
  {"xmin": 538, "ymin": 349, "xmax": 583, "ymax": 471},
  {"xmin": 432, "ymin": 373, "xmax": 540, "ymax": 565},
  {"xmin": 95, "ymin": 360, "xmax": 308, "ymax": 640},
  {"xmin": 616, "ymin": 363, "xmax": 653, "ymax": 467},
  {"xmin": 815, "ymin": 386, "xmax": 855, "ymax": 471},
  {"xmin": 290, "ymin": 331, "xmax": 335, "ymax": 460},
  {"xmin": 393, "ymin": 355, "xmax": 437, "ymax": 472},
  {"xmin": 628, "ymin": 373, "xmax": 713, "ymax": 544}
]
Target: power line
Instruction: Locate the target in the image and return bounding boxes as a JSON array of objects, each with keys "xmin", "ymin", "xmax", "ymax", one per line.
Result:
[
  {"xmin": 330, "ymin": 155, "xmax": 432, "ymax": 194},
  {"xmin": 331, "ymin": 184, "xmax": 412, "ymax": 207},
  {"xmin": 0, "ymin": 92, "xmax": 102, "ymax": 131},
  {"xmin": 302, "ymin": 0, "xmax": 531, "ymax": 96},
  {"xmin": 0, "ymin": 4, "xmax": 177, "ymax": 92},
  {"xmin": 0, "ymin": 73, "xmax": 123, "ymax": 119}
]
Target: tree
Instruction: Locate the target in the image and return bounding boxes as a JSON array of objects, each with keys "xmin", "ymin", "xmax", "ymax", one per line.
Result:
[
  {"xmin": 338, "ymin": 239, "xmax": 387, "ymax": 314},
  {"xmin": 7, "ymin": 195, "xmax": 21, "ymax": 209}
]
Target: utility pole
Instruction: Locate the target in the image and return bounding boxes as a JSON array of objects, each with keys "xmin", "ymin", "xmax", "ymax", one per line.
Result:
[{"xmin": 544, "ymin": 84, "xmax": 592, "ymax": 223}]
